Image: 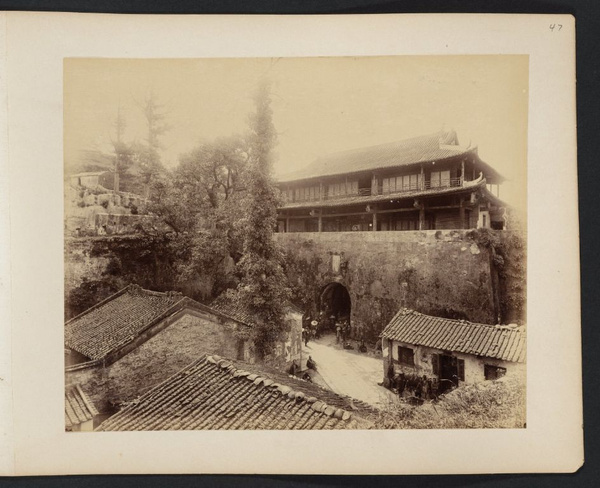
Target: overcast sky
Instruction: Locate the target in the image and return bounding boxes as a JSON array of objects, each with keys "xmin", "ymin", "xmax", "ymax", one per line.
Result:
[{"xmin": 64, "ymin": 56, "xmax": 528, "ymax": 209}]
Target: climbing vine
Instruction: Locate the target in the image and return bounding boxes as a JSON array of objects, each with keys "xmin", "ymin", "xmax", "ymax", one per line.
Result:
[{"xmin": 467, "ymin": 228, "xmax": 526, "ymax": 324}]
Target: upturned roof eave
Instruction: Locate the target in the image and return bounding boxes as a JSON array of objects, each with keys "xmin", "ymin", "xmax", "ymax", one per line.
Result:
[
  {"xmin": 278, "ymin": 177, "xmax": 487, "ymax": 211},
  {"xmin": 276, "ymin": 148, "xmax": 477, "ymax": 185}
]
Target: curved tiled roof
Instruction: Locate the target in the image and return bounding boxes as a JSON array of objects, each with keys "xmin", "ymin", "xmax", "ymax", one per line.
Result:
[
  {"xmin": 381, "ymin": 309, "xmax": 526, "ymax": 363},
  {"xmin": 65, "ymin": 285, "xmax": 185, "ymax": 361},
  {"xmin": 210, "ymin": 292, "xmax": 303, "ymax": 327},
  {"xmin": 278, "ymin": 130, "xmax": 472, "ymax": 183},
  {"xmin": 97, "ymin": 355, "xmax": 375, "ymax": 431},
  {"xmin": 65, "ymin": 385, "xmax": 98, "ymax": 428}
]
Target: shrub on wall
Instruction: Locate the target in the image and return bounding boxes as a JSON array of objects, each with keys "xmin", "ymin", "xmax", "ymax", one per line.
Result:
[{"xmin": 467, "ymin": 228, "xmax": 526, "ymax": 324}]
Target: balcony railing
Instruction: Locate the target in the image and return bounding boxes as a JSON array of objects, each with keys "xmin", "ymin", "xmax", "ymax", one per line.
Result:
[{"xmin": 282, "ymin": 178, "xmax": 466, "ymax": 203}]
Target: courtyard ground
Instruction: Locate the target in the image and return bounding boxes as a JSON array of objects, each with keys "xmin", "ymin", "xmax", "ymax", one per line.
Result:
[{"xmin": 302, "ymin": 333, "xmax": 396, "ymax": 408}]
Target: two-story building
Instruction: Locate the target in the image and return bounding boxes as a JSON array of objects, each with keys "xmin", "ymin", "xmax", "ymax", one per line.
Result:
[{"xmin": 276, "ymin": 130, "xmax": 506, "ymax": 233}]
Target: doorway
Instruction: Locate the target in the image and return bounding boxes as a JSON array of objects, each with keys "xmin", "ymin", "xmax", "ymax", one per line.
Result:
[
  {"xmin": 319, "ymin": 283, "xmax": 351, "ymax": 331},
  {"xmin": 437, "ymin": 354, "xmax": 464, "ymax": 394}
]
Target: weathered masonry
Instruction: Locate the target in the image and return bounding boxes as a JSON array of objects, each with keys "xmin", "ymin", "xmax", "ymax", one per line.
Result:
[
  {"xmin": 276, "ymin": 230, "xmax": 521, "ymax": 342},
  {"xmin": 276, "ymin": 130, "xmax": 506, "ymax": 233}
]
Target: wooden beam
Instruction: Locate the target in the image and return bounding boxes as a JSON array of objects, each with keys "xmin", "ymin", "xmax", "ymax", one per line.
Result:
[
  {"xmin": 375, "ymin": 207, "xmax": 421, "ymax": 215},
  {"xmin": 321, "ymin": 211, "xmax": 370, "ymax": 218}
]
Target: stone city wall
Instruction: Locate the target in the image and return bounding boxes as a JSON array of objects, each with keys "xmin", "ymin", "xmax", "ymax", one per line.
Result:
[{"xmin": 276, "ymin": 230, "xmax": 504, "ymax": 341}]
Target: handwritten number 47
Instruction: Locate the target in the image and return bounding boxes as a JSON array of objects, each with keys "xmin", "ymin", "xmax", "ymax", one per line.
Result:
[{"xmin": 549, "ymin": 24, "xmax": 563, "ymax": 31}]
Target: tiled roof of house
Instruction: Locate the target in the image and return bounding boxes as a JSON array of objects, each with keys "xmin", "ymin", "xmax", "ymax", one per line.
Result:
[
  {"xmin": 65, "ymin": 285, "xmax": 185, "ymax": 361},
  {"xmin": 210, "ymin": 292, "xmax": 254, "ymax": 327},
  {"xmin": 210, "ymin": 292, "xmax": 303, "ymax": 328},
  {"xmin": 280, "ymin": 175, "xmax": 487, "ymax": 210},
  {"xmin": 97, "ymin": 354, "xmax": 375, "ymax": 431},
  {"xmin": 381, "ymin": 309, "xmax": 526, "ymax": 363},
  {"xmin": 65, "ymin": 385, "xmax": 99, "ymax": 428},
  {"xmin": 278, "ymin": 130, "xmax": 478, "ymax": 183}
]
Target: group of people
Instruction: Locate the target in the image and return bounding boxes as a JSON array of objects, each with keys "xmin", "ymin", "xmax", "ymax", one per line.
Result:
[
  {"xmin": 387, "ymin": 364, "xmax": 444, "ymax": 401},
  {"xmin": 335, "ymin": 318, "xmax": 351, "ymax": 345},
  {"xmin": 301, "ymin": 319, "xmax": 320, "ymax": 346}
]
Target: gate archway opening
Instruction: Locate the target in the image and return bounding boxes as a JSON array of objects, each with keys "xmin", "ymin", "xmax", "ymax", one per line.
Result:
[{"xmin": 319, "ymin": 283, "xmax": 351, "ymax": 331}]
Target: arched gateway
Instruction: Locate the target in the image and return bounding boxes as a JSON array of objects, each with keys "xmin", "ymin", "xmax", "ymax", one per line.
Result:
[{"xmin": 318, "ymin": 282, "xmax": 351, "ymax": 332}]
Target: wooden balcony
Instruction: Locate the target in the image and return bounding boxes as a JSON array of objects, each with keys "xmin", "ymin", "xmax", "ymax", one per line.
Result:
[{"xmin": 281, "ymin": 177, "xmax": 471, "ymax": 204}]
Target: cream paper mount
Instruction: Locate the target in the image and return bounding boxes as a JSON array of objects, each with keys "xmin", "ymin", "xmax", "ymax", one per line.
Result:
[{"xmin": 0, "ymin": 12, "xmax": 581, "ymax": 475}]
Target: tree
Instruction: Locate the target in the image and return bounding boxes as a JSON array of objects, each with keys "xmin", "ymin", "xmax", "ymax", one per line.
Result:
[
  {"xmin": 135, "ymin": 92, "xmax": 171, "ymax": 198},
  {"xmin": 142, "ymin": 135, "xmax": 250, "ymax": 299},
  {"xmin": 111, "ymin": 105, "xmax": 135, "ymax": 192},
  {"xmin": 233, "ymin": 80, "xmax": 291, "ymax": 358}
]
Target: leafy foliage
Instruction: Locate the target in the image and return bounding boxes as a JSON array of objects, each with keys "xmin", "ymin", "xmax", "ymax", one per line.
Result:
[
  {"xmin": 375, "ymin": 373, "xmax": 526, "ymax": 429},
  {"xmin": 233, "ymin": 81, "xmax": 291, "ymax": 358},
  {"xmin": 468, "ymin": 228, "xmax": 527, "ymax": 324},
  {"xmin": 143, "ymin": 135, "xmax": 250, "ymax": 298}
]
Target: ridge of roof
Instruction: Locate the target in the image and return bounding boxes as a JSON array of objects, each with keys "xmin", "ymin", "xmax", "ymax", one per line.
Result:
[
  {"xmin": 210, "ymin": 292, "xmax": 303, "ymax": 328},
  {"xmin": 277, "ymin": 130, "xmax": 474, "ymax": 183},
  {"xmin": 65, "ymin": 384, "xmax": 99, "ymax": 428},
  {"xmin": 381, "ymin": 308, "xmax": 526, "ymax": 363},
  {"xmin": 96, "ymin": 354, "xmax": 375, "ymax": 431},
  {"xmin": 65, "ymin": 285, "xmax": 188, "ymax": 361}
]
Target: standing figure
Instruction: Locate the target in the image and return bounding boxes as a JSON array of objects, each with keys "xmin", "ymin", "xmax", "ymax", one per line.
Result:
[{"xmin": 311, "ymin": 319, "xmax": 319, "ymax": 339}]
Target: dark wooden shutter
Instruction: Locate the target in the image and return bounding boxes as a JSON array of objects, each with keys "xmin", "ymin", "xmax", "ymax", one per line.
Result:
[
  {"xmin": 432, "ymin": 354, "xmax": 440, "ymax": 376},
  {"xmin": 458, "ymin": 359, "xmax": 465, "ymax": 381}
]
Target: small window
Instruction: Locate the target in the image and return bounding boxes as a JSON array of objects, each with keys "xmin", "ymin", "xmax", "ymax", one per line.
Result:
[
  {"xmin": 441, "ymin": 170, "xmax": 450, "ymax": 187},
  {"xmin": 431, "ymin": 170, "xmax": 451, "ymax": 188},
  {"xmin": 458, "ymin": 358, "xmax": 465, "ymax": 381},
  {"xmin": 332, "ymin": 254, "xmax": 341, "ymax": 273},
  {"xmin": 484, "ymin": 364, "xmax": 506, "ymax": 380},
  {"xmin": 397, "ymin": 346, "xmax": 415, "ymax": 366},
  {"xmin": 410, "ymin": 174, "xmax": 418, "ymax": 190}
]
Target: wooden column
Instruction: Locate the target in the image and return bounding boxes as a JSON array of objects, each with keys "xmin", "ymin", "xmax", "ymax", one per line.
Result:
[
  {"xmin": 285, "ymin": 215, "xmax": 290, "ymax": 233},
  {"xmin": 460, "ymin": 160, "xmax": 465, "ymax": 186},
  {"xmin": 417, "ymin": 200, "xmax": 425, "ymax": 230},
  {"xmin": 420, "ymin": 165, "xmax": 425, "ymax": 190},
  {"xmin": 471, "ymin": 193, "xmax": 480, "ymax": 228},
  {"xmin": 318, "ymin": 211, "xmax": 322, "ymax": 233},
  {"xmin": 372, "ymin": 205, "xmax": 378, "ymax": 231},
  {"xmin": 459, "ymin": 198, "xmax": 466, "ymax": 228},
  {"xmin": 372, "ymin": 174, "xmax": 378, "ymax": 195},
  {"xmin": 319, "ymin": 180, "xmax": 323, "ymax": 201}
]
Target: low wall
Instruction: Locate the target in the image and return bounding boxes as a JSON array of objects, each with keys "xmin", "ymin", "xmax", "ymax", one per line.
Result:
[{"xmin": 276, "ymin": 230, "xmax": 499, "ymax": 341}]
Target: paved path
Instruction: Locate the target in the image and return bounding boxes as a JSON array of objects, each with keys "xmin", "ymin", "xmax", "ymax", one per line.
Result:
[{"xmin": 303, "ymin": 335, "xmax": 396, "ymax": 408}]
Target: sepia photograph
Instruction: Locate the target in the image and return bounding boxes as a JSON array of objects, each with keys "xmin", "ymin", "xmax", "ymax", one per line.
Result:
[{"xmin": 63, "ymin": 55, "xmax": 528, "ymax": 432}]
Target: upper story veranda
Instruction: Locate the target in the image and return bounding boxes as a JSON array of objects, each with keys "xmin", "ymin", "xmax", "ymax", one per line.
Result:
[{"xmin": 276, "ymin": 130, "xmax": 504, "ymax": 209}]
